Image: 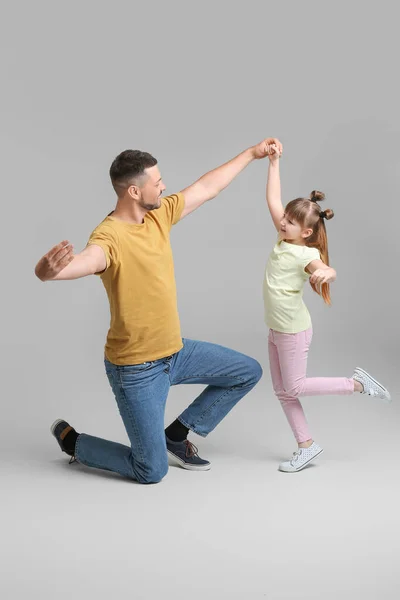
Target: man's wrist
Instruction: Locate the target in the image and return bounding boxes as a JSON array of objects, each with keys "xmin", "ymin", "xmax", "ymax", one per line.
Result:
[{"xmin": 248, "ymin": 146, "xmax": 257, "ymax": 160}]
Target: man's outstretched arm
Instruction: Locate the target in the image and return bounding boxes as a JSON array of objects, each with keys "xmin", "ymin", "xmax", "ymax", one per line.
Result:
[
  {"xmin": 35, "ymin": 241, "xmax": 107, "ymax": 282},
  {"xmin": 179, "ymin": 137, "xmax": 282, "ymax": 219}
]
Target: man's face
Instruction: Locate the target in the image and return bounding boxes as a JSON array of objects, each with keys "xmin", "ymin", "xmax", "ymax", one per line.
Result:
[{"xmin": 135, "ymin": 165, "xmax": 166, "ymax": 211}]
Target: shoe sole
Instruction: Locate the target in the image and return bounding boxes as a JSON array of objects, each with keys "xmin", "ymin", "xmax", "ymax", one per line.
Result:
[
  {"xmin": 50, "ymin": 418, "xmax": 66, "ymax": 437},
  {"xmin": 279, "ymin": 449, "xmax": 324, "ymax": 473},
  {"xmin": 50, "ymin": 419, "xmax": 74, "ymax": 456},
  {"xmin": 354, "ymin": 367, "xmax": 391, "ymax": 402},
  {"xmin": 167, "ymin": 450, "xmax": 211, "ymax": 471}
]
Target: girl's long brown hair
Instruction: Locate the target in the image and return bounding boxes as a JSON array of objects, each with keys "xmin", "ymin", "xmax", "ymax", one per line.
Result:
[{"xmin": 285, "ymin": 190, "xmax": 334, "ymax": 305}]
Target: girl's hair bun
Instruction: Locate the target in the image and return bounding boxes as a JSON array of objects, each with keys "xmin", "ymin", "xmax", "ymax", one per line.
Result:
[
  {"xmin": 310, "ymin": 190, "xmax": 325, "ymax": 202},
  {"xmin": 322, "ymin": 208, "xmax": 334, "ymax": 220}
]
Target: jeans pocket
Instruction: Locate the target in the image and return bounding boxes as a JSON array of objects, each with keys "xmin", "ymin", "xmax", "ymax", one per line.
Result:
[{"xmin": 122, "ymin": 362, "xmax": 154, "ymax": 374}]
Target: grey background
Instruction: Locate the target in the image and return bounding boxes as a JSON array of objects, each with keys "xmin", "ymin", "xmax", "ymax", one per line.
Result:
[{"xmin": 1, "ymin": 1, "xmax": 399, "ymax": 599}]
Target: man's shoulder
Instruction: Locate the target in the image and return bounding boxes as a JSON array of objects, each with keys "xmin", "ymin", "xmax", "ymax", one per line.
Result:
[
  {"xmin": 91, "ymin": 214, "xmax": 117, "ymax": 232},
  {"xmin": 89, "ymin": 216, "xmax": 120, "ymax": 242},
  {"xmin": 152, "ymin": 193, "xmax": 185, "ymax": 227}
]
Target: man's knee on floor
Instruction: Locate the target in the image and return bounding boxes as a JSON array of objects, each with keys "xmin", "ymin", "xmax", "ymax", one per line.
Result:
[{"xmin": 133, "ymin": 459, "xmax": 169, "ymax": 484}]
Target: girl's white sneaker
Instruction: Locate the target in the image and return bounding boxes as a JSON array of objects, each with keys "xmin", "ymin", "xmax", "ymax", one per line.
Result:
[
  {"xmin": 353, "ymin": 367, "xmax": 391, "ymax": 402},
  {"xmin": 279, "ymin": 442, "xmax": 324, "ymax": 473}
]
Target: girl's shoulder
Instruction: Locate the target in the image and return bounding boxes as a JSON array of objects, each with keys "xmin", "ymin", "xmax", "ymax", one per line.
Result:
[
  {"xmin": 302, "ymin": 245, "xmax": 320, "ymax": 260},
  {"xmin": 276, "ymin": 241, "xmax": 320, "ymax": 265},
  {"xmin": 273, "ymin": 238, "xmax": 320, "ymax": 261}
]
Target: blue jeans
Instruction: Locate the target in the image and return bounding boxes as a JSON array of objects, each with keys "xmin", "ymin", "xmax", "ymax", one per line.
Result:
[{"xmin": 75, "ymin": 338, "xmax": 262, "ymax": 483}]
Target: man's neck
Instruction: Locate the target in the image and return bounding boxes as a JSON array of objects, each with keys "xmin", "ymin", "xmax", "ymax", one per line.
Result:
[{"xmin": 110, "ymin": 199, "xmax": 147, "ymax": 224}]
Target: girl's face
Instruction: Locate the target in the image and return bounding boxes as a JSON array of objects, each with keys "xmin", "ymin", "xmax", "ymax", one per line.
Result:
[{"xmin": 280, "ymin": 213, "xmax": 312, "ymax": 245}]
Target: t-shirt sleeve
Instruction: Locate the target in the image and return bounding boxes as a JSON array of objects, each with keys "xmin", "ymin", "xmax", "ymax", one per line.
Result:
[
  {"xmin": 156, "ymin": 193, "xmax": 185, "ymax": 228},
  {"xmin": 86, "ymin": 224, "xmax": 119, "ymax": 275},
  {"xmin": 300, "ymin": 246, "xmax": 321, "ymax": 275}
]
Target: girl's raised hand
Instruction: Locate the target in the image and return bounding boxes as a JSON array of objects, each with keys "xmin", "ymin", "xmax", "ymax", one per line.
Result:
[
  {"xmin": 268, "ymin": 144, "xmax": 282, "ymax": 162},
  {"xmin": 253, "ymin": 138, "xmax": 283, "ymax": 159}
]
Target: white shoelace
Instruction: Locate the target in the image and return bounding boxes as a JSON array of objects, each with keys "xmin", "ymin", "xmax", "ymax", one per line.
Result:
[
  {"xmin": 291, "ymin": 450, "xmax": 302, "ymax": 464},
  {"xmin": 355, "ymin": 374, "xmax": 382, "ymax": 397},
  {"xmin": 361, "ymin": 385, "xmax": 380, "ymax": 397}
]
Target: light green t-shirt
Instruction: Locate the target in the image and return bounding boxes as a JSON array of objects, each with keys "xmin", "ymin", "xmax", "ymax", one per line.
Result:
[{"xmin": 263, "ymin": 238, "xmax": 320, "ymax": 333}]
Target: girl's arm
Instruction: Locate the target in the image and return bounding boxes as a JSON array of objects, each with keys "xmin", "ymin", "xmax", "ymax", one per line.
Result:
[
  {"xmin": 306, "ymin": 259, "xmax": 336, "ymax": 285},
  {"xmin": 180, "ymin": 137, "xmax": 282, "ymax": 219},
  {"xmin": 266, "ymin": 146, "xmax": 284, "ymax": 231}
]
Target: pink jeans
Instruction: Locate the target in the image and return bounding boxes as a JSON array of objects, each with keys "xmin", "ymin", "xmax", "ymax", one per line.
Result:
[{"xmin": 268, "ymin": 327, "xmax": 354, "ymax": 443}]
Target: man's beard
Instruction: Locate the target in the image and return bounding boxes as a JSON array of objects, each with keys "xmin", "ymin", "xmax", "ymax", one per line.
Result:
[{"xmin": 141, "ymin": 198, "xmax": 162, "ymax": 211}]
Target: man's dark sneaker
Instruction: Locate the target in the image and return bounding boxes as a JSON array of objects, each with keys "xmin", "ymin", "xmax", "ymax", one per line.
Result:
[
  {"xmin": 51, "ymin": 419, "xmax": 78, "ymax": 462},
  {"xmin": 166, "ymin": 436, "xmax": 211, "ymax": 471}
]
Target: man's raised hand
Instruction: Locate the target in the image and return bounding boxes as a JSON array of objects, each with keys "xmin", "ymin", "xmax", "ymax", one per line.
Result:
[
  {"xmin": 252, "ymin": 138, "xmax": 283, "ymax": 160},
  {"xmin": 35, "ymin": 240, "xmax": 74, "ymax": 281}
]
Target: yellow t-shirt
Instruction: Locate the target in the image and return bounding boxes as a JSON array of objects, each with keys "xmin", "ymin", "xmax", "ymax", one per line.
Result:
[
  {"xmin": 87, "ymin": 193, "xmax": 185, "ymax": 365},
  {"xmin": 263, "ymin": 238, "xmax": 320, "ymax": 333}
]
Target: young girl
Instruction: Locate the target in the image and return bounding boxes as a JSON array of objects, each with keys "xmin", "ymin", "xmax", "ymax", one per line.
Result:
[{"xmin": 264, "ymin": 144, "xmax": 391, "ymax": 473}]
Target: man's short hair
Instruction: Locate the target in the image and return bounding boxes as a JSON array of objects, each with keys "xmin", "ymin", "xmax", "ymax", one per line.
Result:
[{"xmin": 109, "ymin": 150, "xmax": 157, "ymax": 193}]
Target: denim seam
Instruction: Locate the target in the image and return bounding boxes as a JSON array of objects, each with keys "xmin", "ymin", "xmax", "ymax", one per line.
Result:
[
  {"xmin": 177, "ymin": 374, "xmax": 246, "ymax": 384},
  {"xmin": 75, "ymin": 433, "xmax": 82, "ymax": 461},
  {"xmin": 177, "ymin": 338, "xmax": 196, "ymax": 368},
  {"xmin": 178, "ymin": 417, "xmax": 207, "ymax": 438},
  {"xmin": 122, "ymin": 362, "xmax": 154, "ymax": 374},
  {"xmin": 178, "ymin": 377, "xmax": 247, "ymax": 435},
  {"xmin": 79, "ymin": 457, "xmax": 129, "ymax": 478},
  {"xmin": 74, "ymin": 435, "xmax": 129, "ymax": 478},
  {"xmin": 116, "ymin": 369, "xmax": 146, "ymax": 465}
]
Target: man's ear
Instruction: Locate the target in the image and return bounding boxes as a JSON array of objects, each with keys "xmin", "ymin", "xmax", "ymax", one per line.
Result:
[{"xmin": 128, "ymin": 184, "xmax": 140, "ymax": 200}]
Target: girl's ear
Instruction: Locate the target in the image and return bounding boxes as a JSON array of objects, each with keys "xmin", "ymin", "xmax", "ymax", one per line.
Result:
[{"xmin": 302, "ymin": 228, "xmax": 313, "ymax": 239}]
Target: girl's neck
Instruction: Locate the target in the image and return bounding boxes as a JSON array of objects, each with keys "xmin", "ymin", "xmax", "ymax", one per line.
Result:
[{"xmin": 282, "ymin": 238, "xmax": 307, "ymax": 247}]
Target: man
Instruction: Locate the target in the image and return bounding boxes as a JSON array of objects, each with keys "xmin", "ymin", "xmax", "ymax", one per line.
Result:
[{"xmin": 35, "ymin": 137, "xmax": 283, "ymax": 484}]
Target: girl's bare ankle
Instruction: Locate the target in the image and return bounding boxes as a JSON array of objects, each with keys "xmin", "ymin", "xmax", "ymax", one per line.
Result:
[
  {"xmin": 353, "ymin": 378, "xmax": 363, "ymax": 393},
  {"xmin": 298, "ymin": 439, "xmax": 313, "ymax": 449}
]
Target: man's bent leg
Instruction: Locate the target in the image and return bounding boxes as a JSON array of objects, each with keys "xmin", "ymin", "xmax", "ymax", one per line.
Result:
[
  {"xmin": 169, "ymin": 339, "xmax": 262, "ymax": 436},
  {"xmin": 75, "ymin": 359, "xmax": 171, "ymax": 483}
]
